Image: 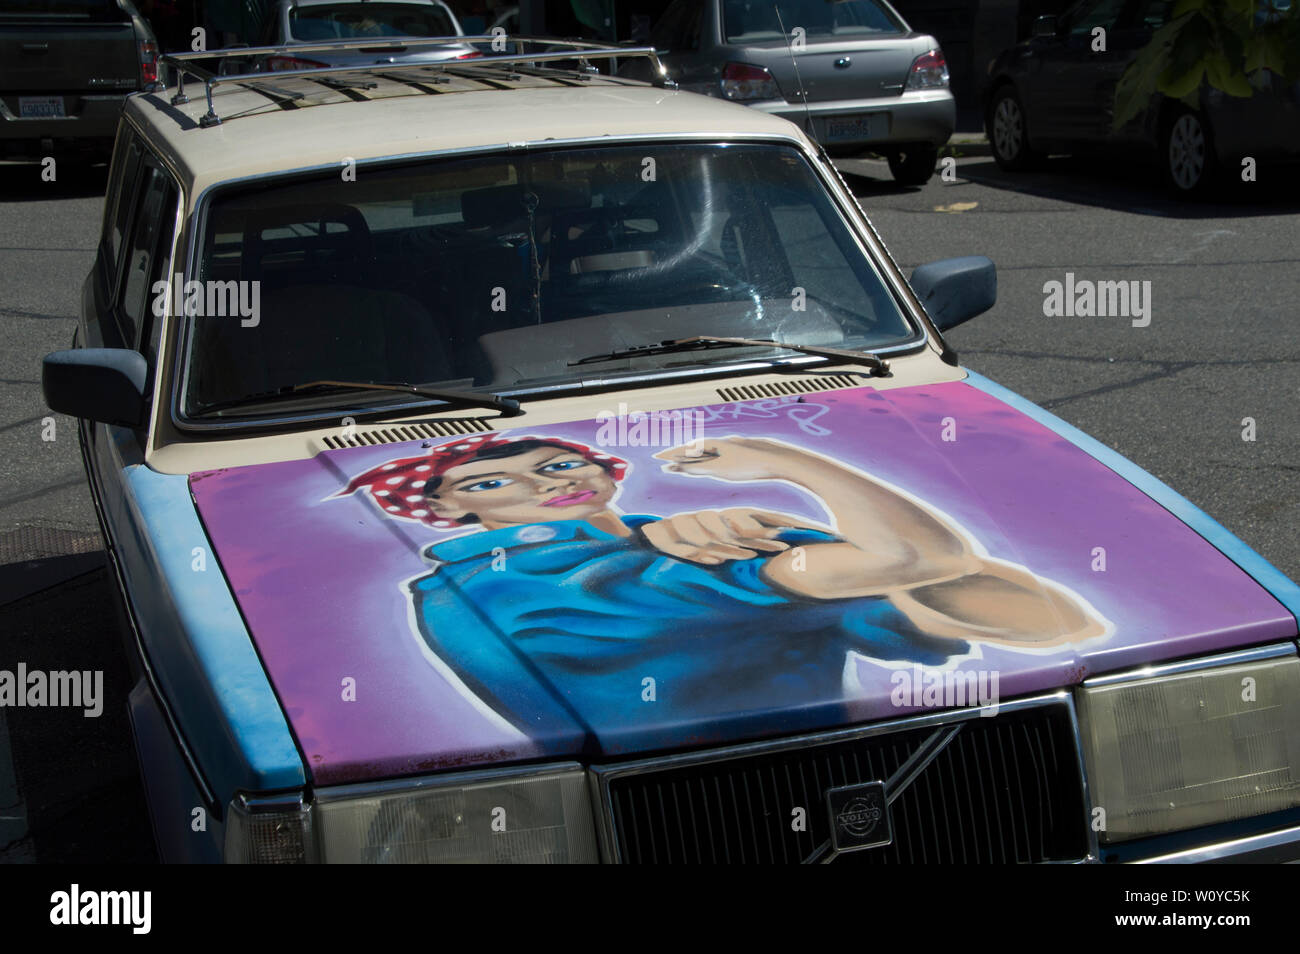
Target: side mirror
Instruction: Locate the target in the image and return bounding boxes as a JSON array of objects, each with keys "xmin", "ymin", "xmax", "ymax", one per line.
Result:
[
  {"xmin": 1032, "ymin": 15, "xmax": 1059, "ymax": 38},
  {"xmin": 910, "ymin": 256, "xmax": 997, "ymax": 332},
  {"xmin": 43, "ymin": 348, "xmax": 149, "ymax": 428}
]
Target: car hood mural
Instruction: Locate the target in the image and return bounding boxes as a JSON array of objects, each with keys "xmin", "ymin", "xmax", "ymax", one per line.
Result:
[{"xmin": 191, "ymin": 380, "xmax": 1296, "ymax": 785}]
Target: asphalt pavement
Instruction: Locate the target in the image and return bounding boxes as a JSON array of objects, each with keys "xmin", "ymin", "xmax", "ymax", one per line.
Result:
[{"xmin": 0, "ymin": 149, "xmax": 1297, "ymax": 862}]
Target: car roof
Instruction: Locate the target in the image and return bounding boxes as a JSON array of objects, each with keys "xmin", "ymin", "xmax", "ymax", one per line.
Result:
[{"xmin": 126, "ymin": 72, "xmax": 810, "ymax": 196}]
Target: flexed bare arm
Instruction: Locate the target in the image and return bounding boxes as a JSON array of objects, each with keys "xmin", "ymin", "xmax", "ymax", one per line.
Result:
[{"xmin": 653, "ymin": 437, "xmax": 1109, "ymax": 648}]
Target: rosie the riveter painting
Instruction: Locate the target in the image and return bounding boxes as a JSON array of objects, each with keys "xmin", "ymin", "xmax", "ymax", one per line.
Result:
[{"xmin": 334, "ymin": 416, "xmax": 1113, "ymax": 744}]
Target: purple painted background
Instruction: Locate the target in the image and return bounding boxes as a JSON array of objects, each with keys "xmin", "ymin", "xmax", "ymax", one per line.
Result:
[{"xmin": 191, "ymin": 381, "xmax": 1294, "ymax": 784}]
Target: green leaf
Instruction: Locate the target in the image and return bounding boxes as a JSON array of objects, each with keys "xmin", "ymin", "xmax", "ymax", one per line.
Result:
[
  {"xmin": 1244, "ymin": 33, "xmax": 1287, "ymax": 74},
  {"xmin": 1159, "ymin": 60, "xmax": 1206, "ymax": 98},
  {"xmin": 1114, "ymin": 37, "xmax": 1175, "ymax": 128},
  {"xmin": 1205, "ymin": 50, "xmax": 1254, "ymax": 94},
  {"xmin": 1112, "ymin": 13, "xmax": 1202, "ymax": 129}
]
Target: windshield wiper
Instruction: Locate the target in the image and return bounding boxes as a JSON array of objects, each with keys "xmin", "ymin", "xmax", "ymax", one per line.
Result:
[
  {"xmin": 193, "ymin": 379, "xmax": 523, "ymax": 418},
  {"xmin": 570, "ymin": 335, "xmax": 891, "ymax": 375}
]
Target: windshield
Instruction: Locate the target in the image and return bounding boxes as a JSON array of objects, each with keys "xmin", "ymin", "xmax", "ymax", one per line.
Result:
[
  {"xmin": 723, "ymin": 0, "xmax": 906, "ymax": 42},
  {"xmin": 289, "ymin": 2, "xmax": 457, "ymax": 40},
  {"xmin": 184, "ymin": 143, "xmax": 917, "ymax": 419}
]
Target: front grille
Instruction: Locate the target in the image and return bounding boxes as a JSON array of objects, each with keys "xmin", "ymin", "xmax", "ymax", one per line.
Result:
[{"xmin": 603, "ymin": 701, "xmax": 1088, "ymax": 863}]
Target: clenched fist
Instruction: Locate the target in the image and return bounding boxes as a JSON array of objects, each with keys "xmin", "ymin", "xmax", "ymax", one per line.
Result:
[{"xmin": 653, "ymin": 436, "xmax": 804, "ymax": 482}]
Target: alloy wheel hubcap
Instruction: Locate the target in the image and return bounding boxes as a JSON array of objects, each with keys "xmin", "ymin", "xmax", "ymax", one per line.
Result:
[
  {"xmin": 993, "ymin": 97, "xmax": 1023, "ymax": 159},
  {"xmin": 1169, "ymin": 114, "xmax": 1206, "ymax": 190}
]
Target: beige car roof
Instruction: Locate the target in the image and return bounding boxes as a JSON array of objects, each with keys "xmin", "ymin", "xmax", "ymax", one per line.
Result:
[{"xmin": 126, "ymin": 75, "xmax": 812, "ymax": 194}]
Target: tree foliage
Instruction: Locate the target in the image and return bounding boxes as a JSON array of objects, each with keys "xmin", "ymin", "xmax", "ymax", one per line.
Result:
[{"xmin": 1113, "ymin": 0, "xmax": 1299, "ymax": 128}]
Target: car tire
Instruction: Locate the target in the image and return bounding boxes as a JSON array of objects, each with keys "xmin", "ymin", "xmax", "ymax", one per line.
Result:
[
  {"xmin": 887, "ymin": 144, "xmax": 939, "ymax": 186},
  {"xmin": 988, "ymin": 85, "xmax": 1040, "ymax": 171},
  {"xmin": 1161, "ymin": 107, "xmax": 1219, "ymax": 195}
]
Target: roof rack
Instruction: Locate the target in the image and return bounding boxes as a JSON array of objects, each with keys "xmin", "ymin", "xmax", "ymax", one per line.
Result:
[{"xmin": 160, "ymin": 36, "xmax": 675, "ymax": 128}]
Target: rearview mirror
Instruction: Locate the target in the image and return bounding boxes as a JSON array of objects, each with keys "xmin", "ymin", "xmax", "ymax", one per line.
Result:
[
  {"xmin": 909, "ymin": 256, "xmax": 997, "ymax": 332},
  {"xmin": 43, "ymin": 348, "xmax": 149, "ymax": 428}
]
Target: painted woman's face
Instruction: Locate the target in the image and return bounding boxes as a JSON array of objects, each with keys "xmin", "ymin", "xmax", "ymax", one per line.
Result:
[{"xmin": 426, "ymin": 446, "xmax": 619, "ymax": 528}]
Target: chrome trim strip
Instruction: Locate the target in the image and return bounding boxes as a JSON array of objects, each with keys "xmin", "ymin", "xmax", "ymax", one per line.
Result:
[
  {"xmin": 1082, "ymin": 642, "xmax": 1298, "ymax": 688},
  {"xmin": 1134, "ymin": 823, "xmax": 1300, "ymax": 864},
  {"xmin": 1062, "ymin": 688, "xmax": 1100, "ymax": 863},
  {"xmin": 591, "ymin": 690, "xmax": 1080, "ymax": 864},
  {"xmin": 168, "ymin": 136, "xmax": 928, "ymax": 436},
  {"xmin": 885, "ymin": 722, "xmax": 962, "ymax": 805}
]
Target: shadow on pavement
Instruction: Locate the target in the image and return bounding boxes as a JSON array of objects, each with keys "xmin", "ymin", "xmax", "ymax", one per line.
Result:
[
  {"xmin": 0, "ymin": 159, "xmax": 110, "ymax": 202},
  {"xmin": 834, "ymin": 162, "xmax": 922, "ymax": 199},
  {"xmin": 953, "ymin": 156, "xmax": 1300, "ymax": 218},
  {"xmin": 0, "ymin": 557, "xmax": 157, "ymax": 863}
]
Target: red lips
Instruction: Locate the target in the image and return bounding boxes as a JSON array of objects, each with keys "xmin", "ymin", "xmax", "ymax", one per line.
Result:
[{"xmin": 542, "ymin": 490, "xmax": 597, "ymax": 507}]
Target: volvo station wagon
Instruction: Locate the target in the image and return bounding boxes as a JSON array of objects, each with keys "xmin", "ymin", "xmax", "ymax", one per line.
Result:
[{"xmin": 42, "ymin": 36, "xmax": 1300, "ymax": 864}]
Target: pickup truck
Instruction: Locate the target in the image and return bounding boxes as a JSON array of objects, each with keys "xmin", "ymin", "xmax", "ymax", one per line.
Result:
[{"xmin": 0, "ymin": 0, "xmax": 159, "ymax": 161}]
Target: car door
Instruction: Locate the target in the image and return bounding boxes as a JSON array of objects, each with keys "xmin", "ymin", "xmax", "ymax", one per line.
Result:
[
  {"xmin": 1024, "ymin": 0, "xmax": 1133, "ymax": 142},
  {"xmin": 83, "ymin": 132, "xmax": 180, "ymax": 520},
  {"xmin": 1095, "ymin": 0, "xmax": 1171, "ymax": 141}
]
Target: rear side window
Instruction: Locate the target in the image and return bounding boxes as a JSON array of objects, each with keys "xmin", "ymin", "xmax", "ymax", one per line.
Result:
[
  {"xmin": 105, "ymin": 134, "xmax": 144, "ymax": 277},
  {"xmin": 1066, "ymin": 0, "xmax": 1129, "ymax": 35},
  {"xmin": 118, "ymin": 164, "xmax": 175, "ymax": 348}
]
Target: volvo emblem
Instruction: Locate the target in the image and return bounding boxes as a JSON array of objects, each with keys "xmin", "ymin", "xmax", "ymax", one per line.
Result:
[
  {"xmin": 834, "ymin": 57, "xmax": 852, "ymax": 69},
  {"xmin": 825, "ymin": 781, "xmax": 892, "ymax": 851}
]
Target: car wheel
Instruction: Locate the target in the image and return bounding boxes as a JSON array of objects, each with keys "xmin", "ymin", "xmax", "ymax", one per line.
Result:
[
  {"xmin": 887, "ymin": 144, "xmax": 939, "ymax": 186},
  {"xmin": 1161, "ymin": 108, "xmax": 1218, "ymax": 195},
  {"xmin": 988, "ymin": 85, "xmax": 1039, "ymax": 171}
]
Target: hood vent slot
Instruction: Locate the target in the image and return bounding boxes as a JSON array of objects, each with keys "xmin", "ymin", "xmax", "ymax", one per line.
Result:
[
  {"xmin": 321, "ymin": 418, "xmax": 494, "ymax": 449},
  {"xmin": 716, "ymin": 374, "xmax": 861, "ymax": 403}
]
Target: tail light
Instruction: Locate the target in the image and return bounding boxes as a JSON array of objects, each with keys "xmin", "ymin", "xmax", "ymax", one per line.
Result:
[
  {"xmin": 905, "ymin": 49, "xmax": 949, "ymax": 90},
  {"xmin": 721, "ymin": 62, "xmax": 779, "ymax": 101},
  {"xmin": 139, "ymin": 40, "xmax": 158, "ymax": 86},
  {"xmin": 454, "ymin": 50, "xmax": 484, "ymax": 59},
  {"xmin": 266, "ymin": 55, "xmax": 329, "ymax": 71}
]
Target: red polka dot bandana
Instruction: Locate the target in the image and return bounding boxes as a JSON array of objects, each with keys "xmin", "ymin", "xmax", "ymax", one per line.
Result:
[{"xmin": 335, "ymin": 434, "xmax": 629, "ymax": 528}]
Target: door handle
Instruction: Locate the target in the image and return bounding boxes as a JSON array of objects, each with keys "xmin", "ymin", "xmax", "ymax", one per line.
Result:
[{"xmin": 22, "ymin": 43, "xmax": 50, "ymax": 52}]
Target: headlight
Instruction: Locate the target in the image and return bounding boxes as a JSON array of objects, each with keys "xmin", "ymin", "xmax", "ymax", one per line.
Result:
[
  {"xmin": 314, "ymin": 763, "xmax": 599, "ymax": 863},
  {"xmin": 1078, "ymin": 654, "xmax": 1300, "ymax": 843}
]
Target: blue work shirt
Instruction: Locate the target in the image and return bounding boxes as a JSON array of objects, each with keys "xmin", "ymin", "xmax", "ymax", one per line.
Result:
[{"xmin": 410, "ymin": 515, "xmax": 968, "ymax": 751}]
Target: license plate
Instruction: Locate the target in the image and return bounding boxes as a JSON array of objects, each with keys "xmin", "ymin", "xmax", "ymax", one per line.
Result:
[
  {"xmin": 825, "ymin": 114, "xmax": 882, "ymax": 142},
  {"xmin": 19, "ymin": 96, "xmax": 65, "ymax": 119}
]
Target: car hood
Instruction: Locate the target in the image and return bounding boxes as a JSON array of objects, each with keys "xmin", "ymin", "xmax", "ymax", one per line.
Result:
[{"xmin": 191, "ymin": 380, "xmax": 1296, "ymax": 785}]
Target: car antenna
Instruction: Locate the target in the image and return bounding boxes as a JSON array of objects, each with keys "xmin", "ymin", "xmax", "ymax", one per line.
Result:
[{"xmin": 774, "ymin": 4, "xmax": 816, "ymax": 143}]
